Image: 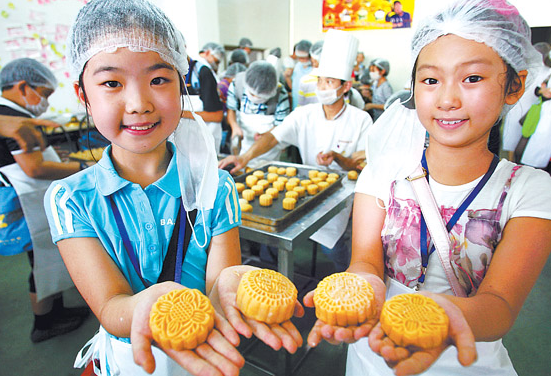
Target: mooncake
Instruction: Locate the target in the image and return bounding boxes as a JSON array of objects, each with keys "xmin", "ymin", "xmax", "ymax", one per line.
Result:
[
  {"xmin": 242, "ymin": 189, "xmax": 255, "ymax": 201},
  {"xmin": 277, "ymin": 167, "xmax": 287, "ymax": 175},
  {"xmin": 307, "ymin": 184, "xmax": 319, "ymax": 195},
  {"xmin": 380, "ymin": 294, "xmax": 449, "ymax": 349},
  {"xmin": 317, "ymin": 181, "xmax": 329, "ymax": 191},
  {"xmin": 313, "ymin": 272, "xmax": 376, "ymax": 327},
  {"xmin": 311, "ymin": 177, "xmax": 322, "ymax": 185},
  {"xmin": 282, "ymin": 197, "xmax": 296, "ymax": 210},
  {"xmin": 300, "ymin": 179, "xmax": 312, "ymax": 188},
  {"xmin": 257, "ymin": 179, "xmax": 270, "ymax": 190},
  {"xmin": 268, "ymin": 165, "xmax": 278, "ymax": 174},
  {"xmin": 265, "ymin": 187, "xmax": 279, "ymax": 199},
  {"xmin": 328, "ymin": 173, "xmax": 339, "ymax": 180},
  {"xmin": 246, "ymin": 175, "xmax": 258, "ymax": 188},
  {"xmin": 289, "ymin": 177, "xmax": 300, "ymax": 185},
  {"xmin": 293, "ymin": 186, "xmax": 306, "ymax": 197},
  {"xmin": 308, "ymin": 170, "xmax": 319, "ymax": 179},
  {"xmin": 241, "ymin": 204, "xmax": 253, "ymax": 212},
  {"xmin": 251, "ymin": 184, "xmax": 264, "ymax": 196},
  {"xmin": 277, "ymin": 176, "xmax": 288, "ymax": 184},
  {"xmin": 267, "ymin": 173, "xmax": 279, "ymax": 183},
  {"xmin": 259, "ymin": 194, "xmax": 273, "ymax": 207},
  {"xmin": 348, "ymin": 170, "xmax": 359, "ymax": 180},
  {"xmin": 317, "ymin": 172, "xmax": 328, "ymax": 180},
  {"xmin": 150, "ymin": 289, "xmax": 214, "ymax": 351},
  {"xmin": 285, "ymin": 181, "xmax": 298, "ymax": 191},
  {"xmin": 285, "ymin": 190, "xmax": 299, "ymax": 200},
  {"xmin": 236, "ymin": 269, "xmax": 297, "ymax": 324},
  {"xmin": 326, "ymin": 177, "xmax": 337, "ymax": 185},
  {"xmin": 285, "ymin": 167, "xmax": 297, "ymax": 176},
  {"xmin": 253, "ymin": 170, "xmax": 265, "ymax": 179},
  {"xmin": 273, "ymin": 180, "xmax": 285, "ymax": 192},
  {"xmin": 239, "ymin": 198, "xmax": 249, "ymax": 206},
  {"xmin": 235, "ymin": 182, "xmax": 245, "ymax": 193}
]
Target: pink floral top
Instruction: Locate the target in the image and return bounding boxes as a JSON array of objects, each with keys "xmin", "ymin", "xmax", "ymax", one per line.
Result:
[{"xmin": 382, "ymin": 165, "xmax": 521, "ymax": 296}]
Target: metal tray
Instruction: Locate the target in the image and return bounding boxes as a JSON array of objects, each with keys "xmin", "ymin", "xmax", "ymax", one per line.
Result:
[{"xmin": 234, "ymin": 162, "xmax": 343, "ymax": 233}]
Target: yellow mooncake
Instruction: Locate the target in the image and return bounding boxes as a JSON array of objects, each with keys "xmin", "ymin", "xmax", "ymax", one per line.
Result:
[
  {"xmin": 259, "ymin": 194, "xmax": 273, "ymax": 207},
  {"xmin": 380, "ymin": 294, "xmax": 449, "ymax": 349},
  {"xmin": 277, "ymin": 176, "xmax": 288, "ymax": 184},
  {"xmin": 267, "ymin": 173, "xmax": 279, "ymax": 183},
  {"xmin": 265, "ymin": 187, "xmax": 279, "ymax": 199},
  {"xmin": 246, "ymin": 175, "xmax": 258, "ymax": 188},
  {"xmin": 326, "ymin": 177, "xmax": 337, "ymax": 185},
  {"xmin": 236, "ymin": 182, "xmax": 246, "ymax": 194},
  {"xmin": 286, "ymin": 167, "xmax": 297, "ymax": 176},
  {"xmin": 239, "ymin": 198, "xmax": 249, "ymax": 206},
  {"xmin": 236, "ymin": 269, "xmax": 297, "ymax": 324},
  {"xmin": 285, "ymin": 181, "xmax": 298, "ymax": 191},
  {"xmin": 348, "ymin": 170, "xmax": 359, "ymax": 180},
  {"xmin": 317, "ymin": 172, "xmax": 328, "ymax": 180},
  {"xmin": 318, "ymin": 181, "xmax": 329, "ymax": 191},
  {"xmin": 313, "ymin": 272, "xmax": 376, "ymax": 327},
  {"xmin": 307, "ymin": 184, "xmax": 319, "ymax": 195},
  {"xmin": 257, "ymin": 179, "xmax": 270, "ymax": 190},
  {"xmin": 273, "ymin": 180, "xmax": 285, "ymax": 192},
  {"xmin": 300, "ymin": 179, "xmax": 312, "ymax": 188},
  {"xmin": 282, "ymin": 197, "xmax": 297, "ymax": 210},
  {"xmin": 293, "ymin": 186, "xmax": 306, "ymax": 197},
  {"xmin": 308, "ymin": 170, "xmax": 319, "ymax": 179},
  {"xmin": 289, "ymin": 177, "xmax": 300, "ymax": 185},
  {"xmin": 277, "ymin": 167, "xmax": 287, "ymax": 175},
  {"xmin": 150, "ymin": 289, "xmax": 214, "ymax": 351},
  {"xmin": 268, "ymin": 165, "xmax": 278, "ymax": 174},
  {"xmin": 251, "ymin": 185, "xmax": 264, "ymax": 196},
  {"xmin": 241, "ymin": 203, "xmax": 253, "ymax": 212},
  {"xmin": 253, "ymin": 170, "xmax": 264, "ymax": 179},
  {"xmin": 285, "ymin": 190, "xmax": 299, "ymax": 200},
  {"xmin": 242, "ymin": 189, "xmax": 255, "ymax": 201},
  {"xmin": 328, "ymin": 173, "xmax": 339, "ymax": 180}
]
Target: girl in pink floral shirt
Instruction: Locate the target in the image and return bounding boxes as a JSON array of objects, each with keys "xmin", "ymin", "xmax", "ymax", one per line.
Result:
[{"xmin": 304, "ymin": 1, "xmax": 551, "ymax": 375}]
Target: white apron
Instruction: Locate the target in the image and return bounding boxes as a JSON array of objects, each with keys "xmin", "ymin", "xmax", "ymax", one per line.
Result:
[
  {"xmin": 520, "ymin": 99, "xmax": 551, "ymax": 168},
  {"xmin": 183, "ymin": 95, "xmax": 221, "ymax": 153},
  {"xmin": 238, "ymin": 112, "xmax": 282, "ymax": 167},
  {"xmin": 0, "ymin": 146, "xmax": 74, "ymax": 301},
  {"xmin": 75, "ymin": 326, "xmax": 190, "ymax": 376},
  {"xmin": 346, "ymin": 278, "xmax": 517, "ymax": 376}
]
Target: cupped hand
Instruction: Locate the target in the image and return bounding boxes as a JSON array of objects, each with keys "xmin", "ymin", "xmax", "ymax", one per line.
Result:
[
  {"xmin": 212, "ymin": 265, "xmax": 305, "ymax": 354},
  {"xmin": 368, "ymin": 291, "xmax": 477, "ymax": 376},
  {"xmin": 316, "ymin": 151, "xmax": 334, "ymax": 167},
  {"xmin": 303, "ymin": 272, "xmax": 386, "ymax": 347},
  {"xmin": 218, "ymin": 155, "xmax": 246, "ymax": 175},
  {"xmin": 131, "ymin": 282, "xmax": 244, "ymax": 376}
]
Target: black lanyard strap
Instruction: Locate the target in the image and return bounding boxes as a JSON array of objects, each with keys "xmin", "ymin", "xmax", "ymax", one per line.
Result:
[
  {"xmin": 418, "ymin": 151, "xmax": 499, "ymax": 284},
  {"xmin": 109, "ymin": 195, "xmax": 186, "ymax": 288}
]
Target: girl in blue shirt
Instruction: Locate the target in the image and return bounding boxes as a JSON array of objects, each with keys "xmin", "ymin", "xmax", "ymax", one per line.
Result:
[{"xmin": 44, "ymin": 1, "xmax": 303, "ymax": 375}]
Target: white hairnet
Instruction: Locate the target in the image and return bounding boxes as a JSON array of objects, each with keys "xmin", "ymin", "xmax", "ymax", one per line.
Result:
[
  {"xmin": 239, "ymin": 37, "xmax": 253, "ymax": 49},
  {"xmin": 224, "ymin": 62, "xmax": 247, "ymax": 79},
  {"xmin": 69, "ymin": 0, "xmax": 218, "ymax": 212},
  {"xmin": 67, "ymin": 0, "xmax": 188, "ymax": 78},
  {"xmin": 294, "ymin": 40, "xmax": 312, "ymax": 57},
  {"xmin": 244, "ymin": 61, "xmax": 278, "ymax": 99},
  {"xmin": 370, "ymin": 58, "xmax": 390, "ymax": 76},
  {"xmin": 0, "ymin": 58, "xmax": 57, "ymax": 90},
  {"xmin": 310, "ymin": 41, "xmax": 324, "ymax": 62},
  {"xmin": 411, "ymin": 0, "xmax": 542, "ymax": 91},
  {"xmin": 229, "ymin": 49, "xmax": 249, "ymax": 65},
  {"xmin": 359, "ymin": 0, "xmax": 541, "ymax": 205},
  {"xmin": 200, "ymin": 42, "xmax": 225, "ymax": 60}
]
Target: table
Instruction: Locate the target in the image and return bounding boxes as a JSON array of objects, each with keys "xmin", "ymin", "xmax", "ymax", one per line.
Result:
[{"xmin": 238, "ymin": 176, "xmax": 356, "ymax": 376}]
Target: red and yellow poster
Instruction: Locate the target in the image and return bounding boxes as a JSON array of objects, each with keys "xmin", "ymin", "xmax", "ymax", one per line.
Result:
[{"xmin": 322, "ymin": 0, "xmax": 415, "ymax": 31}]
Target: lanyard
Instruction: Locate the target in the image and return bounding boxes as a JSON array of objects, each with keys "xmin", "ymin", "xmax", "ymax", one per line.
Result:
[
  {"xmin": 418, "ymin": 151, "xmax": 499, "ymax": 285},
  {"xmin": 109, "ymin": 196, "xmax": 186, "ymax": 288}
]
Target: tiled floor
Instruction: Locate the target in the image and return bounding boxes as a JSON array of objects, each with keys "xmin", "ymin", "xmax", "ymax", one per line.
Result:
[{"xmin": 1, "ymin": 240, "xmax": 550, "ymax": 375}]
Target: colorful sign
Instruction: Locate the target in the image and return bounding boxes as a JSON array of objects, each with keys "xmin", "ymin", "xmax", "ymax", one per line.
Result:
[{"xmin": 322, "ymin": 0, "xmax": 415, "ymax": 31}]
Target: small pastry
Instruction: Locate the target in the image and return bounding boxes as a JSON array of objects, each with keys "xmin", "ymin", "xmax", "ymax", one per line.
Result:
[
  {"xmin": 246, "ymin": 175, "xmax": 258, "ymax": 188},
  {"xmin": 288, "ymin": 177, "xmax": 300, "ymax": 185},
  {"xmin": 253, "ymin": 170, "xmax": 264, "ymax": 179},
  {"xmin": 308, "ymin": 170, "xmax": 319, "ymax": 179},
  {"xmin": 251, "ymin": 185, "xmax": 264, "ymax": 196},
  {"xmin": 286, "ymin": 167, "xmax": 297, "ymax": 176},
  {"xmin": 317, "ymin": 172, "xmax": 328, "ymax": 180},
  {"xmin": 277, "ymin": 167, "xmax": 287, "ymax": 175},
  {"xmin": 242, "ymin": 189, "xmax": 255, "ymax": 201},
  {"xmin": 235, "ymin": 182, "xmax": 245, "ymax": 193},
  {"xmin": 257, "ymin": 179, "xmax": 270, "ymax": 190},
  {"xmin": 236, "ymin": 269, "xmax": 297, "ymax": 324},
  {"xmin": 241, "ymin": 203, "xmax": 253, "ymax": 212},
  {"xmin": 267, "ymin": 173, "xmax": 279, "ymax": 183},
  {"xmin": 239, "ymin": 198, "xmax": 249, "ymax": 206},
  {"xmin": 328, "ymin": 173, "xmax": 339, "ymax": 180},
  {"xmin": 311, "ymin": 177, "xmax": 322, "ymax": 185},
  {"xmin": 265, "ymin": 187, "xmax": 279, "ymax": 199},
  {"xmin": 277, "ymin": 176, "xmax": 288, "ymax": 184},
  {"xmin": 293, "ymin": 186, "xmax": 306, "ymax": 197},
  {"xmin": 282, "ymin": 197, "xmax": 297, "ymax": 210},
  {"xmin": 273, "ymin": 180, "xmax": 285, "ymax": 192},
  {"xmin": 326, "ymin": 177, "xmax": 337, "ymax": 185},
  {"xmin": 380, "ymin": 294, "xmax": 449, "ymax": 350},
  {"xmin": 285, "ymin": 191, "xmax": 299, "ymax": 200},
  {"xmin": 285, "ymin": 181, "xmax": 298, "ymax": 191},
  {"xmin": 150, "ymin": 289, "xmax": 214, "ymax": 350},
  {"xmin": 245, "ymin": 167, "xmax": 253, "ymax": 173},
  {"xmin": 313, "ymin": 272, "xmax": 376, "ymax": 327},
  {"xmin": 268, "ymin": 165, "xmax": 279, "ymax": 174},
  {"xmin": 300, "ymin": 179, "xmax": 312, "ymax": 188},
  {"xmin": 307, "ymin": 184, "xmax": 319, "ymax": 195},
  {"xmin": 348, "ymin": 170, "xmax": 359, "ymax": 180},
  {"xmin": 259, "ymin": 194, "xmax": 273, "ymax": 207},
  {"xmin": 317, "ymin": 181, "xmax": 329, "ymax": 191}
]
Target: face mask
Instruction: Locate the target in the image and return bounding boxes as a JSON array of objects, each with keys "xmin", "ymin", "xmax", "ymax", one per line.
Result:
[
  {"xmin": 246, "ymin": 89, "xmax": 268, "ymax": 104},
  {"xmin": 369, "ymin": 71, "xmax": 381, "ymax": 82},
  {"xmin": 315, "ymin": 86, "xmax": 343, "ymax": 105},
  {"xmin": 23, "ymin": 87, "xmax": 49, "ymax": 117}
]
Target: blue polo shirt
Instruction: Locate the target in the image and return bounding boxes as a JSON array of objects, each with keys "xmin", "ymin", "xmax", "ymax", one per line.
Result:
[{"xmin": 44, "ymin": 142, "xmax": 240, "ymax": 294}]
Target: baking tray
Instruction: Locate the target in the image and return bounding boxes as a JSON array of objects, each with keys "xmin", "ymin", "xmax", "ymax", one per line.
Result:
[{"xmin": 233, "ymin": 162, "xmax": 344, "ymax": 233}]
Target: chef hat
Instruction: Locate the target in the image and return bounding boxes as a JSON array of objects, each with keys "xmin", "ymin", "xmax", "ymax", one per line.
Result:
[{"xmin": 312, "ymin": 29, "xmax": 359, "ymax": 81}]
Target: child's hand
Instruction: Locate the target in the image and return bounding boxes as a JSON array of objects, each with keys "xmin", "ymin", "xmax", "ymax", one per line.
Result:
[
  {"xmin": 218, "ymin": 155, "xmax": 246, "ymax": 175},
  {"xmin": 131, "ymin": 282, "xmax": 244, "ymax": 376},
  {"xmin": 212, "ymin": 265, "xmax": 305, "ymax": 354},
  {"xmin": 303, "ymin": 272, "xmax": 386, "ymax": 347},
  {"xmin": 368, "ymin": 292, "xmax": 477, "ymax": 376}
]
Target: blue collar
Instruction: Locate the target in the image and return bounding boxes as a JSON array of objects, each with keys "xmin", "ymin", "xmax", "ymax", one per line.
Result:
[{"xmin": 96, "ymin": 142, "xmax": 181, "ymax": 198}]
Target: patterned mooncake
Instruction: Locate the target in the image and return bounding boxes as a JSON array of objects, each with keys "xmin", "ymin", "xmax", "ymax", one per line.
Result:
[
  {"xmin": 380, "ymin": 294, "xmax": 449, "ymax": 349},
  {"xmin": 150, "ymin": 289, "xmax": 215, "ymax": 351},
  {"xmin": 313, "ymin": 272, "xmax": 376, "ymax": 326},
  {"xmin": 236, "ymin": 269, "xmax": 297, "ymax": 324}
]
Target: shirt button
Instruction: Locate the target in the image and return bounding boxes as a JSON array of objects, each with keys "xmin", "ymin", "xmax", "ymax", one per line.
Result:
[
  {"xmin": 149, "ymin": 244, "xmax": 157, "ymax": 251},
  {"xmin": 145, "ymin": 223, "xmax": 153, "ymax": 231}
]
